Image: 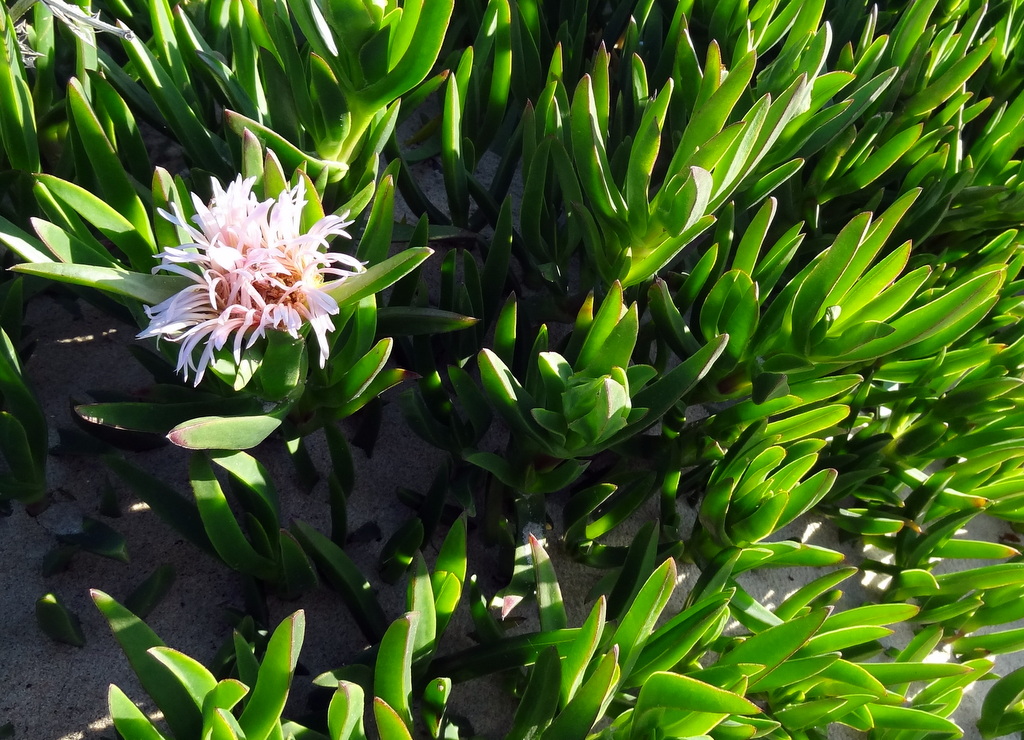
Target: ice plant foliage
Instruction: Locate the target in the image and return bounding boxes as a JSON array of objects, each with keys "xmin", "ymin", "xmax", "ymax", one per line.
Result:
[
  {"xmin": 139, "ymin": 176, "xmax": 362, "ymax": 383},
  {"xmin": 7, "ymin": 0, "xmax": 1024, "ymax": 737}
]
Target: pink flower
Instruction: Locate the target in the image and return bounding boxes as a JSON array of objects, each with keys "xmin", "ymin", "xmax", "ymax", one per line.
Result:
[{"xmin": 139, "ymin": 176, "xmax": 362, "ymax": 384}]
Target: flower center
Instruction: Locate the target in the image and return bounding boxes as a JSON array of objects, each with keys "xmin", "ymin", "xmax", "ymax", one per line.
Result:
[
  {"xmin": 260, "ymin": 280, "xmax": 302, "ymax": 308},
  {"xmin": 211, "ymin": 267, "xmax": 308, "ymax": 313}
]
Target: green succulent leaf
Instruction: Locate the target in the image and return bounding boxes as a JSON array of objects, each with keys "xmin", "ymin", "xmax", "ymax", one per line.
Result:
[
  {"xmin": 373, "ymin": 698, "xmax": 414, "ymax": 740},
  {"xmin": 124, "ymin": 565, "xmax": 176, "ymax": 620},
  {"xmin": 328, "ymin": 682, "xmax": 367, "ymax": 740},
  {"xmin": 325, "ymin": 247, "xmax": 433, "ymax": 308},
  {"xmin": 718, "ymin": 609, "xmax": 829, "ymax": 684},
  {"xmin": 108, "ymin": 685, "xmax": 169, "ymax": 740},
  {"xmin": 148, "ymin": 647, "xmax": 217, "ymax": 706},
  {"xmin": 237, "ymin": 611, "xmax": 304, "ymax": 740},
  {"xmin": 92, "ymin": 590, "xmax": 203, "ymax": 740},
  {"xmin": 507, "ymin": 647, "xmax": 561, "ymax": 740},
  {"xmin": 866, "ymin": 703, "xmax": 963, "ymax": 736},
  {"xmin": 168, "ymin": 415, "xmax": 283, "ymax": 451},
  {"xmin": 189, "ymin": 453, "xmax": 277, "ymax": 579},
  {"xmin": 292, "ymin": 520, "xmax": 388, "ymax": 642},
  {"xmin": 10, "ymin": 262, "xmax": 189, "ymax": 305},
  {"xmin": 36, "ymin": 593, "xmax": 86, "ymax": 647},
  {"xmin": 541, "ymin": 646, "xmax": 620, "ymax": 740},
  {"xmin": 375, "ymin": 613, "xmax": 418, "ymax": 730},
  {"xmin": 631, "ymin": 672, "xmax": 759, "ymax": 739},
  {"xmin": 980, "ymin": 664, "xmax": 1024, "ymax": 739}
]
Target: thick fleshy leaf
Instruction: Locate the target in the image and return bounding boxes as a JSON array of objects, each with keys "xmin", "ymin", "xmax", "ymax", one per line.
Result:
[
  {"xmin": 58, "ymin": 516, "xmax": 129, "ymax": 562},
  {"xmin": 507, "ymin": 647, "xmax": 561, "ymax": 740},
  {"xmin": 291, "ymin": 520, "xmax": 388, "ymax": 642},
  {"xmin": 530, "ymin": 534, "xmax": 567, "ymax": 631},
  {"xmin": 980, "ymin": 664, "xmax": 1024, "ymax": 738},
  {"xmin": 328, "ymin": 681, "xmax": 367, "ymax": 740},
  {"xmin": 540, "ymin": 647, "xmax": 620, "ymax": 740},
  {"xmin": 76, "ymin": 398, "xmax": 258, "ymax": 436},
  {"xmin": 188, "ymin": 453, "xmax": 277, "ymax": 579},
  {"xmin": 92, "ymin": 590, "xmax": 202, "ymax": 739},
  {"xmin": 866, "ymin": 703, "xmax": 963, "ymax": 735},
  {"xmin": 632, "ymin": 672, "xmax": 759, "ymax": 738},
  {"xmin": 376, "ymin": 307, "xmax": 478, "ymax": 336},
  {"xmin": 430, "ymin": 629, "xmax": 579, "ymax": 683},
  {"xmin": 148, "ymin": 647, "xmax": 217, "ymax": 706},
  {"xmin": 108, "ymin": 685, "xmax": 169, "ymax": 740},
  {"xmin": 237, "ymin": 611, "xmax": 305, "ymax": 740},
  {"xmin": 36, "ymin": 593, "xmax": 86, "ymax": 647},
  {"xmin": 718, "ymin": 609, "xmax": 829, "ymax": 684},
  {"xmin": 375, "ymin": 613, "xmax": 418, "ymax": 730},
  {"xmin": 324, "ymin": 248, "xmax": 433, "ymax": 307},
  {"xmin": 168, "ymin": 415, "xmax": 282, "ymax": 450},
  {"xmin": 35, "ymin": 175, "xmax": 156, "ymax": 269},
  {"xmin": 10, "ymin": 262, "xmax": 189, "ymax": 304},
  {"xmin": 373, "ymin": 698, "xmax": 414, "ymax": 740},
  {"xmin": 124, "ymin": 564, "xmax": 176, "ymax": 620},
  {"xmin": 610, "ymin": 559, "xmax": 677, "ymax": 677},
  {"xmin": 560, "ymin": 597, "xmax": 606, "ymax": 707}
]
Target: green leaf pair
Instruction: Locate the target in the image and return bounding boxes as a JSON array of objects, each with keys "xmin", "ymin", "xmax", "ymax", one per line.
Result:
[
  {"xmin": 186, "ymin": 451, "xmax": 318, "ymax": 598},
  {"xmin": 99, "ymin": 592, "xmax": 310, "ymax": 740}
]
